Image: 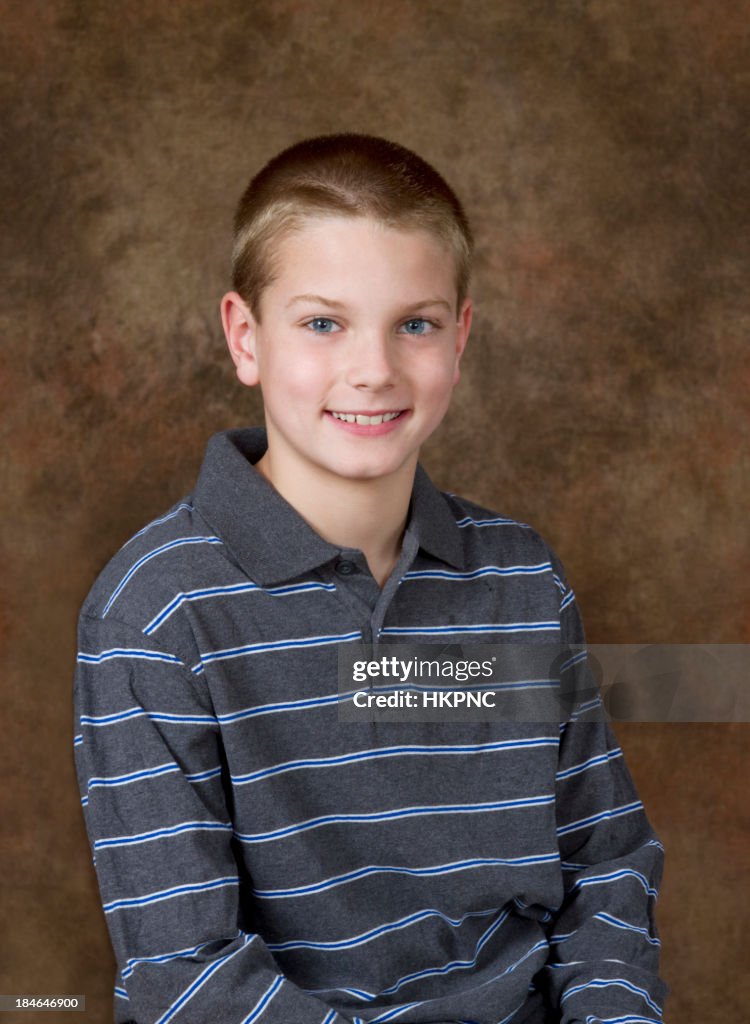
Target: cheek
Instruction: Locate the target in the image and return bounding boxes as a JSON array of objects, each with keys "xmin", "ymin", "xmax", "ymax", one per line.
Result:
[
  {"xmin": 415, "ymin": 353, "xmax": 461, "ymax": 398},
  {"xmin": 262, "ymin": 352, "xmax": 330, "ymax": 410}
]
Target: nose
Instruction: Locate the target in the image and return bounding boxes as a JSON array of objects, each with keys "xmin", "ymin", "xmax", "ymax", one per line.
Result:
[{"xmin": 344, "ymin": 328, "xmax": 398, "ymax": 391}]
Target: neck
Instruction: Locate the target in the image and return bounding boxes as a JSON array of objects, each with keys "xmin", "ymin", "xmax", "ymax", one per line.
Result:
[{"xmin": 254, "ymin": 448, "xmax": 416, "ymax": 588}]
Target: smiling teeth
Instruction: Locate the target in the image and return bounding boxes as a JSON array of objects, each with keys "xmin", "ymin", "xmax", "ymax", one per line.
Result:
[{"xmin": 331, "ymin": 411, "xmax": 401, "ymax": 425}]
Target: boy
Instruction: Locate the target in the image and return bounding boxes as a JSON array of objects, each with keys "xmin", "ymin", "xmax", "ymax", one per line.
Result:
[{"xmin": 73, "ymin": 134, "xmax": 668, "ymax": 1024}]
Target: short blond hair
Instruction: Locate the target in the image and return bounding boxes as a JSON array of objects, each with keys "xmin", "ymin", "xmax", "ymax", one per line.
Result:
[{"xmin": 232, "ymin": 133, "xmax": 474, "ymax": 321}]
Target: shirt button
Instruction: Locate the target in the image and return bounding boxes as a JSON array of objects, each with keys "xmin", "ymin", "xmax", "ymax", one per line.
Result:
[{"xmin": 335, "ymin": 559, "xmax": 358, "ymax": 576}]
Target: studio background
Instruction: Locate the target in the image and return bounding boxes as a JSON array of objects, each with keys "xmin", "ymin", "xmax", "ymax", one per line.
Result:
[{"xmin": 2, "ymin": 2, "xmax": 748, "ymax": 1021}]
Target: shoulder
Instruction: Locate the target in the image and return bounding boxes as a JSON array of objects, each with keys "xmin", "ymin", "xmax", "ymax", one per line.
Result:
[
  {"xmin": 441, "ymin": 489, "xmax": 569, "ymax": 582},
  {"xmin": 78, "ymin": 496, "xmax": 223, "ymax": 631}
]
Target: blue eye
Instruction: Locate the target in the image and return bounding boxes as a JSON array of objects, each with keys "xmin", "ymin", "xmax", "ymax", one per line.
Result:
[
  {"xmin": 401, "ymin": 318, "xmax": 435, "ymax": 335},
  {"xmin": 306, "ymin": 317, "xmax": 338, "ymax": 333}
]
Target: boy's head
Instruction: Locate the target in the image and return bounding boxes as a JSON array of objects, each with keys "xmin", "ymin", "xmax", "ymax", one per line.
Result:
[
  {"xmin": 221, "ymin": 134, "xmax": 474, "ymax": 491},
  {"xmin": 231, "ymin": 133, "xmax": 474, "ymax": 322}
]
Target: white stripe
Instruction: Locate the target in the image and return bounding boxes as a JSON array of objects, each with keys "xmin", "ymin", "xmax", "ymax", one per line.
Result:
[
  {"xmin": 232, "ymin": 737, "xmax": 558, "ymax": 787},
  {"xmin": 560, "ymin": 977, "xmax": 662, "ymax": 1015},
  {"xmin": 122, "ymin": 503, "xmax": 193, "ymax": 546},
  {"xmin": 556, "ymin": 748, "xmax": 623, "ymax": 781},
  {"xmin": 380, "ymin": 621, "xmax": 559, "ymax": 636},
  {"xmin": 253, "ymin": 851, "xmax": 559, "ymax": 899},
  {"xmin": 234, "ymin": 793, "xmax": 556, "ymax": 844},
  {"xmin": 192, "ymin": 630, "xmax": 361, "ymax": 674},
  {"xmin": 570, "ymin": 867, "xmax": 658, "ymax": 899},
  {"xmin": 240, "ymin": 975, "xmax": 284, "ymax": 1023},
  {"xmin": 77, "ymin": 647, "xmax": 184, "ymax": 666},
  {"xmin": 154, "ymin": 933, "xmax": 253, "ymax": 1024},
  {"xmin": 87, "ymin": 761, "xmax": 179, "ymax": 791},
  {"xmin": 102, "ymin": 536, "xmax": 222, "ymax": 617},
  {"xmin": 268, "ymin": 904, "xmax": 499, "ymax": 953},
  {"xmin": 305, "ymin": 909, "xmax": 514, "ymax": 1003},
  {"xmin": 122, "ymin": 931, "xmax": 244, "ymax": 979},
  {"xmin": 402, "ymin": 563, "xmax": 551, "ymax": 581},
  {"xmin": 557, "ymin": 799, "xmax": 643, "ymax": 836},
  {"xmin": 593, "ymin": 912, "xmax": 661, "ymax": 946},
  {"xmin": 144, "ymin": 579, "xmax": 336, "ymax": 634},
  {"xmin": 455, "ymin": 516, "xmax": 530, "ymax": 528},
  {"xmin": 104, "ymin": 875, "xmax": 239, "ymax": 914},
  {"xmin": 95, "ymin": 820, "xmax": 233, "ymax": 851}
]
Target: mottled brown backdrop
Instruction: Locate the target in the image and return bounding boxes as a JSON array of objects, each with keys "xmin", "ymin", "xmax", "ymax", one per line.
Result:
[{"xmin": 2, "ymin": 1, "xmax": 748, "ymax": 1021}]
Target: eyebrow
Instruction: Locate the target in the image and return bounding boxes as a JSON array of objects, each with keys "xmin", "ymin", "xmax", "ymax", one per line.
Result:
[{"xmin": 285, "ymin": 294, "xmax": 453, "ymax": 313}]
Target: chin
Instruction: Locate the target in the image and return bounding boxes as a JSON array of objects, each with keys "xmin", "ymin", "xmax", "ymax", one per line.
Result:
[{"xmin": 327, "ymin": 457, "xmax": 411, "ymax": 482}]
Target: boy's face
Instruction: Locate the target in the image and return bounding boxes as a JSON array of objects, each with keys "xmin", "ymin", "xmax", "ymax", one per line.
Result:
[{"xmin": 223, "ymin": 215, "xmax": 472, "ymax": 489}]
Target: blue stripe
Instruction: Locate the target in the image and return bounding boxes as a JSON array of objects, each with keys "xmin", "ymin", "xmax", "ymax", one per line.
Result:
[
  {"xmin": 218, "ymin": 690, "xmax": 356, "ymax": 724},
  {"xmin": 154, "ymin": 934, "xmax": 253, "ymax": 1024},
  {"xmin": 114, "ymin": 986, "xmax": 129, "ymax": 999},
  {"xmin": 370, "ymin": 1001, "xmax": 423, "ymax": 1022},
  {"xmin": 593, "ymin": 911, "xmax": 661, "ymax": 945},
  {"xmin": 95, "ymin": 820, "xmax": 233, "ymax": 850},
  {"xmin": 556, "ymin": 748, "xmax": 623, "ymax": 781},
  {"xmin": 185, "ymin": 766, "xmax": 223, "ymax": 783},
  {"xmin": 557, "ymin": 800, "xmax": 643, "ymax": 837},
  {"xmin": 192, "ymin": 630, "xmax": 361, "ymax": 674},
  {"xmin": 122, "ymin": 932, "xmax": 243, "ymax": 979},
  {"xmin": 235, "ymin": 793, "xmax": 557, "ymax": 844},
  {"xmin": 241, "ymin": 975, "xmax": 284, "ymax": 1023},
  {"xmin": 305, "ymin": 915, "xmax": 543, "ymax": 1006},
  {"xmin": 214, "ymin": 681, "xmax": 556, "ymax": 727},
  {"xmin": 253, "ymin": 851, "xmax": 559, "ymax": 899},
  {"xmin": 122, "ymin": 503, "xmax": 193, "ymax": 546},
  {"xmin": 368, "ymin": 679, "xmax": 557, "ymax": 696},
  {"xmin": 379, "ymin": 622, "xmax": 559, "ymax": 636},
  {"xmin": 402, "ymin": 563, "xmax": 551, "ymax": 581},
  {"xmin": 306, "ymin": 911, "xmax": 512, "ymax": 1002},
  {"xmin": 584, "ymin": 1016, "xmax": 662, "ymax": 1024},
  {"xmin": 268, "ymin": 904, "xmax": 499, "ymax": 953},
  {"xmin": 81, "ymin": 707, "xmax": 218, "ymax": 727},
  {"xmin": 77, "ymin": 647, "xmax": 184, "ymax": 666},
  {"xmin": 571, "ymin": 867, "xmax": 659, "ymax": 899},
  {"xmin": 144, "ymin": 579, "xmax": 337, "ymax": 634},
  {"xmin": 568, "ymin": 696, "xmax": 604, "ymax": 722},
  {"xmin": 104, "ymin": 875, "xmax": 239, "ymax": 913},
  {"xmin": 455, "ymin": 516, "xmax": 530, "ymax": 528},
  {"xmin": 87, "ymin": 762, "xmax": 179, "ymax": 790},
  {"xmin": 102, "ymin": 536, "xmax": 223, "ymax": 617},
  {"xmin": 232, "ymin": 737, "xmax": 558, "ymax": 786},
  {"xmin": 559, "ymin": 649, "xmax": 588, "ymax": 673},
  {"xmin": 81, "ymin": 708, "xmax": 145, "ymax": 726},
  {"xmin": 560, "ymin": 977, "xmax": 662, "ymax": 1015}
]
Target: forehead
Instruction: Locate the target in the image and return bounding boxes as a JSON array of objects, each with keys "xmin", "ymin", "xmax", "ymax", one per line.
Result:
[{"xmin": 267, "ymin": 215, "xmax": 458, "ymax": 300}]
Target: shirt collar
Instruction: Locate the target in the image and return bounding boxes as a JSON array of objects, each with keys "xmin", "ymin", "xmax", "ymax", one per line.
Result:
[{"xmin": 193, "ymin": 427, "xmax": 465, "ymax": 586}]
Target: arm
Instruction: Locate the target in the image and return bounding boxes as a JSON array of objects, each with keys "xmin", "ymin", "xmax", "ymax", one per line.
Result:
[
  {"xmin": 538, "ymin": 571, "xmax": 670, "ymax": 1024},
  {"xmin": 73, "ymin": 612, "xmax": 351, "ymax": 1024}
]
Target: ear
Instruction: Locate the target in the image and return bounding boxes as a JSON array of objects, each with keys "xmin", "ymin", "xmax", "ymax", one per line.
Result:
[
  {"xmin": 452, "ymin": 296, "xmax": 473, "ymax": 385},
  {"xmin": 221, "ymin": 291, "xmax": 261, "ymax": 388}
]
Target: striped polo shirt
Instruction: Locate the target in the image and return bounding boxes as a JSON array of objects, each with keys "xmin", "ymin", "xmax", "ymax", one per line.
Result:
[{"xmin": 73, "ymin": 427, "xmax": 668, "ymax": 1024}]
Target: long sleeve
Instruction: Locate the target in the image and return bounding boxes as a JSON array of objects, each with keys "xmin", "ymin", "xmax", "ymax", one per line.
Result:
[
  {"xmin": 73, "ymin": 612, "xmax": 351, "ymax": 1024},
  {"xmin": 538, "ymin": 571, "xmax": 670, "ymax": 1023}
]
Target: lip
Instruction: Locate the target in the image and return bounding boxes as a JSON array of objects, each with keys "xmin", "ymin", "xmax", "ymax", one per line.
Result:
[
  {"xmin": 324, "ymin": 409, "xmax": 411, "ymax": 436},
  {"xmin": 326, "ymin": 409, "xmax": 404, "ymax": 416}
]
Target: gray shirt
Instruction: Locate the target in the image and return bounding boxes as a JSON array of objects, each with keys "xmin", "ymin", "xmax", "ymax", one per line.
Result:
[{"xmin": 73, "ymin": 427, "xmax": 668, "ymax": 1024}]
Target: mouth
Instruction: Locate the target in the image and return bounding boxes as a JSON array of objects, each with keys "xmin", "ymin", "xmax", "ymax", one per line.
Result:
[{"xmin": 327, "ymin": 410, "xmax": 405, "ymax": 426}]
